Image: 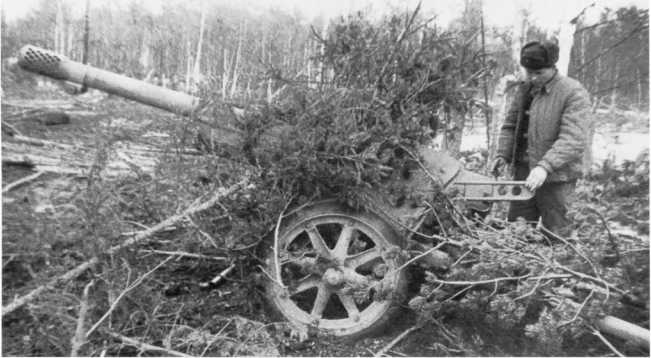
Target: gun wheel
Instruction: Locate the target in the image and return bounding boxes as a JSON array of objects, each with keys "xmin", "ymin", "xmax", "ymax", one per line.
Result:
[{"xmin": 265, "ymin": 201, "xmax": 407, "ymax": 338}]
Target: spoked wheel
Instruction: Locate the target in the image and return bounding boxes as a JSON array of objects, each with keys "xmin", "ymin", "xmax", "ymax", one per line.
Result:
[{"xmin": 266, "ymin": 201, "xmax": 407, "ymax": 338}]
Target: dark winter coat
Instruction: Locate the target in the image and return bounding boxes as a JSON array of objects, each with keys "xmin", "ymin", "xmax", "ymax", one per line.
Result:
[{"xmin": 497, "ymin": 72, "xmax": 591, "ymax": 182}]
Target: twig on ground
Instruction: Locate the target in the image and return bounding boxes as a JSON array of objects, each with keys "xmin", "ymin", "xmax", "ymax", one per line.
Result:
[
  {"xmin": 106, "ymin": 331, "xmax": 192, "ymax": 357},
  {"xmin": 395, "ymin": 242, "xmax": 446, "ymax": 271},
  {"xmin": 560, "ymin": 289, "xmax": 595, "ymax": 327},
  {"xmin": 2, "ymin": 171, "xmax": 45, "ymax": 193},
  {"xmin": 120, "ymin": 222, "xmax": 178, "ymax": 236},
  {"xmin": 514, "ymin": 269, "xmax": 551, "ymax": 301},
  {"xmin": 86, "ymin": 256, "xmax": 173, "ymax": 338},
  {"xmin": 258, "ymin": 265, "xmax": 285, "ymax": 287},
  {"xmin": 450, "ymin": 249, "xmax": 473, "ymax": 268},
  {"xmin": 70, "ymin": 280, "xmax": 94, "ymax": 357},
  {"xmin": 3, "ymin": 254, "xmax": 16, "ymax": 269},
  {"xmin": 233, "ymin": 321, "xmax": 278, "ymax": 355},
  {"xmin": 199, "ymin": 263, "xmax": 236, "ymax": 288},
  {"xmin": 2, "ymin": 258, "xmax": 100, "ymax": 316},
  {"xmin": 429, "ymin": 273, "xmax": 532, "ymax": 286},
  {"xmin": 200, "ymin": 319, "xmax": 233, "ymax": 356},
  {"xmin": 122, "ymin": 220, "xmax": 152, "ymax": 230},
  {"xmin": 374, "ymin": 325, "xmax": 421, "ymax": 357},
  {"xmin": 388, "ymin": 350, "xmax": 407, "ymax": 356},
  {"xmin": 591, "ymin": 328, "xmax": 625, "ymax": 357},
  {"xmin": 443, "ymin": 285, "xmax": 474, "ymax": 302},
  {"xmin": 585, "ymin": 207, "xmax": 621, "ymax": 263},
  {"xmin": 2, "ymin": 121, "xmax": 24, "ymax": 136},
  {"xmin": 431, "ymin": 318, "xmax": 465, "ymax": 351},
  {"xmin": 405, "ymin": 213, "xmax": 428, "ymax": 241},
  {"xmin": 540, "ymin": 226, "xmax": 602, "ymax": 280},
  {"xmin": 138, "ymin": 249, "xmax": 227, "ymax": 261},
  {"xmin": 2, "ymin": 178, "xmax": 248, "ymax": 317},
  {"xmin": 425, "ymin": 201, "xmax": 448, "ymax": 237},
  {"xmin": 11, "ymin": 133, "xmax": 79, "ymax": 148},
  {"xmin": 557, "ymin": 265, "xmax": 626, "ymax": 296},
  {"xmin": 186, "ymin": 216, "xmax": 224, "ymax": 249}
]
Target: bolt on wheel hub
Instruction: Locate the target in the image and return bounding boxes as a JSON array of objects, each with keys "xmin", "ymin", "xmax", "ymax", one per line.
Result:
[{"xmin": 323, "ymin": 268, "xmax": 344, "ymax": 286}]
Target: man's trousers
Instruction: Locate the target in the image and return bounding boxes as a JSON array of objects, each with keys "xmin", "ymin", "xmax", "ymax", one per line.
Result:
[{"xmin": 507, "ymin": 164, "xmax": 576, "ymax": 237}]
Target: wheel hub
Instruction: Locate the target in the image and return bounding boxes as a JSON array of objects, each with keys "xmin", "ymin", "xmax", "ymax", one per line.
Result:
[{"xmin": 323, "ymin": 268, "xmax": 344, "ymax": 286}]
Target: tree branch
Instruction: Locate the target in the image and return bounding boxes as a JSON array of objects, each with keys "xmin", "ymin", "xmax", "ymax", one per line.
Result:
[
  {"xmin": 70, "ymin": 280, "xmax": 94, "ymax": 357},
  {"xmin": 106, "ymin": 331, "xmax": 192, "ymax": 357},
  {"xmin": 374, "ymin": 325, "xmax": 421, "ymax": 357},
  {"xmin": 85, "ymin": 257, "xmax": 173, "ymax": 338}
]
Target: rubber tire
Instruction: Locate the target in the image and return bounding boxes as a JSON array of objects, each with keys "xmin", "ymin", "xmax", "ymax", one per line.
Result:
[{"xmin": 264, "ymin": 200, "xmax": 408, "ymax": 339}]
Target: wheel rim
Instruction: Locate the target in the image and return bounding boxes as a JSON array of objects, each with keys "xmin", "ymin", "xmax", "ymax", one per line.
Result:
[{"xmin": 268, "ymin": 211, "xmax": 403, "ymax": 336}]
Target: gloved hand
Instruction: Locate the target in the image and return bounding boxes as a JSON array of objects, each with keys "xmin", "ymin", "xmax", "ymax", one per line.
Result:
[
  {"xmin": 490, "ymin": 156, "xmax": 507, "ymax": 177},
  {"xmin": 525, "ymin": 166, "xmax": 548, "ymax": 190}
]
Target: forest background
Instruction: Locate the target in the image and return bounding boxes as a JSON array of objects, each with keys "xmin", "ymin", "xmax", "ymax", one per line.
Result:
[{"xmin": 2, "ymin": 0, "xmax": 649, "ymax": 157}]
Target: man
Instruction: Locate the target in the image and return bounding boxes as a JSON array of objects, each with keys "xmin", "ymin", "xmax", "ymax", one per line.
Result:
[{"xmin": 491, "ymin": 40, "xmax": 591, "ymax": 237}]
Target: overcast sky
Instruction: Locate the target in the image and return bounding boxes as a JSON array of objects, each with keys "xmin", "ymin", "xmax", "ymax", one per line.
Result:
[{"xmin": 2, "ymin": 0, "xmax": 649, "ymax": 31}]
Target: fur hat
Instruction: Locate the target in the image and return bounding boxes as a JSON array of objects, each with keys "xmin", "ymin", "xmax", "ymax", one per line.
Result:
[{"xmin": 520, "ymin": 41, "xmax": 559, "ymax": 70}]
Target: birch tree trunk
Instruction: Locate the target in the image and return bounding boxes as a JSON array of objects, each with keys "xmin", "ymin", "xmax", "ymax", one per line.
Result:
[
  {"xmin": 637, "ymin": 67, "xmax": 643, "ymax": 110},
  {"xmin": 66, "ymin": 21, "xmax": 74, "ymax": 58},
  {"xmin": 185, "ymin": 39, "xmax": 192, "ymax": 92},
  {"xmin": 511, "ymin": 9, "xmax": 529, "ymax": 77},
  {"xmin": 82, "ymin": 0, "xmax": 90, "ymax": 65},
  {"xmin": 306, "ymin": 40, "xmax": 313, "ymax": 89},
  {"xmin": 222, "ymin": 47, "xmax": 229, "ymax": 100},
  {"xmin": 139, "ymin": 31, "xmax": 151, "ymax": 74},
  {"xmin": 316, "ymin": 23, "xmax": 327, "ymax": 87},
  {"xmin": 267, "ymin": 50, "xmax": 273, "ymax": 104},
  {"xmin": 609, "ymin": 61, "xmax": 619, "ymax": 110},
  {"xmin": 55, "ymin": 0, "xmax": 64, "ymax": 54},
  {"xmin": 230, "ymin": 21, "xmax": 244, "ymax": 98},
  {"xmin": 192, "ymin": 3, "xmax": 206, "ymax": 87},
  {"xmin": 488, "ymin": 75, "xmax": 517, "ymax": 166},
  {"xmin": 479, "ymin": 0, "xmax": 491, "ymax": 150},
  {"xmin": 557, "ymin": 22, "xmax": 576, "ymax": 76},
  {"xmin": 261, "ymin": 31, "xmax": 273, "ymax": 103}
]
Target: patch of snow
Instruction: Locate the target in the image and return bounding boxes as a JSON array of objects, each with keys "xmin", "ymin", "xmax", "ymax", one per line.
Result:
[{"xmin": 592, "ymin": 131, "xmax": 649, "ymax": 165}]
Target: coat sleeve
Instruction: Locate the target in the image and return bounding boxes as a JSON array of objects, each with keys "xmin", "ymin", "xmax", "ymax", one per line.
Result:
[
  {"xmin": 537, "ymin": 86, "xmax": 591, "ymax": 173},
  {"xmin": 496, "ymin": 85, "xmax": 524, "ymax": 161}
]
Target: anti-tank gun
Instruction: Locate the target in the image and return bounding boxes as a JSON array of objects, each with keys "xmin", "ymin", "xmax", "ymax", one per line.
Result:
[
  {"xmin": 16, "ymin": 44, "xmax": 533, "ymax": 203},
  {"xmin": 15, "ymin": 45, "xmax": 545, "ymax": 337}
]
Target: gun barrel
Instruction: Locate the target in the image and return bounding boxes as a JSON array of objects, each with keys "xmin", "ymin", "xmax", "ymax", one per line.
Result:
[{"xmin": 18, "ymin": 45, "xmax": 199, "ymax": 116}]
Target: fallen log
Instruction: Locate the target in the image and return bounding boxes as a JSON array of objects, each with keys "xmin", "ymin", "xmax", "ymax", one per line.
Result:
[
  {"xmin": 2, "ymin": 171, "xmax": 45, "ymax": 193},
  {"xmin": 1, "ymin": 178, "xmax": 249, "ymax": 317},
  {"xmin": 1, "ymin": 134, "xmax": 202, "ymax": 178},
  {"xmin": 595, "ymin": 315, "xmax": 650, "ymax": 350}
]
